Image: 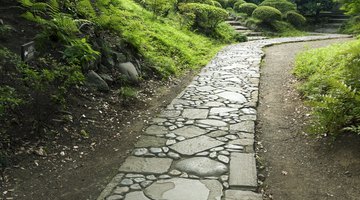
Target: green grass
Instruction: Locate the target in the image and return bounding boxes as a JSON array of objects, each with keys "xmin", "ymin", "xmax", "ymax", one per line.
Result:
[
  {"xmin": 294, "ymin": 39, "xmax": 360, "ymax": 138},
  {"xmin": 101, "ymin": 0, "xmax": 225, "ymax": 77}
]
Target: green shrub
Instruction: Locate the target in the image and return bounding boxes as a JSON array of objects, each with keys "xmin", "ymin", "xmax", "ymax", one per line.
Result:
[
  {"xmin": 286, "ymin": 11, "xmax": 306, "ymax": 28},
  {"xmin": 270, "ymin": 20, "xmax": 304, "ymax": 36},
  {"xmin": 294, "ymin": 40, "xmax": 360, "ymax": 137},
  {"xmin": 237, "ymin": 3, "xmax": 258, "ymax": 16},
  {"xmin": 260, "ymin": 0, "xmax": 296, "ymax": 13},
  {"xmin": 252, "ymin": 6, "xmax": 282, "ymax": 23},
  {"xmin": 141, "ymin": 0, "xmax": 176, "ymax": 16},
  {"xmin": 233, "ymin": 0, "xmax": 246, "ymax": 10},
  {"xmin": 215, "ymin": 0, "xmax": 228, "ymax": 8},
  {"xmin": 0, "ymin": 24, "xmax": 12, "ymax": 39},
  {"xmin": 227, "ymin": 0, "xmax": 239, "ymax": 8},
  {"xmin": 179, "ymin": 3, "xmax": 229, "ymax": 34}
]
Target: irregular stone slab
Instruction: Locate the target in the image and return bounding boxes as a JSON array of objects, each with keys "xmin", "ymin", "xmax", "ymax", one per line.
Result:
[
  {"xmin": 170, "ymin": 135, "xmax": 224, "ymax": 155},
  {"xmin": 134, "ymin": 136, "xmax": 166, "ymax": 147},
  {"xmin": 145, "ymin": 125, "xmax": 168, "ymax": 136},
  {"xmin": 224, "ymin": 190, "xmax": 262, "ymax": 200},
  {"xmin": 229, "ymin": 153, "xmax": 257, "ymax": 190},
  {"xmin": 159, "ymin": 110, "xmax": 181, "ymax": 118},
  {"xmin": 197, "ymin": 86, "xmax": 216, "ymax": 92},
  {"xmin": 173, "ymin": 126, "xmax": 207, "ymax": 138},
  {"xmin": 210, "ymin": 108, "xmax": 238, "ymax": 115},
  {"xmin": 144, "ymin": 178, "xmax": 223, "ymax": 200},
  {"xmin": 230, "ymin": 121, "xmax": 255, "ymax": 133},
  {"xmin": 229, "ymin": 138, "xmax": 254, "ymax": 146},
  {"xmin": 182, "ymin": 109, "xmax": 209, "ymax": 119},
  {"xmin": 119, "ymin": 157, "xmax": 172, "ymax": 174},
  {"xmin": 217, "ymin": 92, "xmax": 246, "ymax": 103},
  {"xmin": 175, "ymin": 157, "xmax": 228, "ymax": 177},
  {"xmin": 124, "ymin": 191, "xmax": 150, "ymax": 200},
  {"xmin": 207, "ymin": 130, "xmax": 228, "ymax": 138},
  {"xmin": 198, "ymin": 120, "xmax": 228, "ymax": 127}
]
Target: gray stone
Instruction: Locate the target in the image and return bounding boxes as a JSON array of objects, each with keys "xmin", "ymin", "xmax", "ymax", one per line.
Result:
[
  {"xmin": 144, "ymin": 178, "xmax": 223, "ymax": 200},
  {"xmin": 130, "ymin": 184, "xmax": 142, "ymax": 190},
  {"xmin": 173, "ymin": 126, "xmax": 207, "ymax": 138},
  {"xmin": 225, "ymin": 144, "xmax": 244, "ymax": 150},
  {"xmin": 230, "ymin": 138, "xmax": 254, "ymax": 146},
  {"xmin": 140, "ymin": 180, "xmax": 153, "ymax": 188},
  {"xmin": 124, "ymin": 191, "xmax": 150, "ymax": 200},
  {"xmin": 167, "ymin": 152, "xmax": 181, "ymax": 159},
  {"xmin": 159, "ymin": 175, "xmax": 172, "ymax": 179},
  {"xmin": 125, "ymin": 174, "xmax": 144, "ymax": 178},
  {"xmin": 230, "ymin": 121, "xmax": 255, "ymax": 133},
  {"xmin": 145, "ymin": 125, "xmax": 168, "ymax": 136},
  {"xmin": 220, "ymin": 175, "xmax": 229, "ymax": 182},
  {"xmin": 207, "ymin": 131, "xmax": 228, "ymax": 138},
  {"xmin": 182, "ymin": 109, "xmax": 209, "ymax": 119},
  {"xmin": 169, "ymin": 169, "xmax": 182, "ymax": 176},
  {"xmin": 197, "ymin": 86, "xmax": 215, "ymax": 92},
  {"xmin": 217, "ymin": 155, "xmax": 230, "ymax": 164},
  {"xmin": 133, "ymin": 148, "xmax": 148, "ymax": 156},
  {"xmin": 86, "ymin": 70, "xmax": 110, "ymax": 92},
  {"xmin": 120, "ymin": 179, "xmax": 133, "ymax": 186},
  {"xmin": 170, "ymin": 135, "xmax": 224, "ymax": 155},
  {"xmin": 166, "ymin": 133, "xmax": 177, "ymax": 138},
  {"xmin": 117, "ymin": 62, "xmax": 139, "ymax": 82},
  {"xmin": 209, "ymin": 152, "xmax": 217, "ymax": 159},
  {"xmin": 225, "ymin": 135, "xmax": 238, "ymax": 140},
  {"xmin": 210, "ymin": 108, "xmax": 238, "ymax": 115},
  {"xmin": 217, "ymin": 92, "xmax": 246, "ymax": 103},
  {"xmin": 119, "ymin": 157, "xmax": 172, "ymax": 174},
  {"xmin": 106, "ymin": 195, "xmax": 124, "ymax": 200},
  {"xmin": 134, "ymin": 178, "xmax": 146, "ymax": 183},
  {"xmin": 196, "ymin": 151, "xmax": 210, "ymax": 156},
  {"xmin": 219, "ymin": 150, "xmax": 230, "ymax": 156},
  {"xmin": 99, "ymin": 73, "xmax": 114, "ymax": 84},
  {"xmin": 229, "ymin": 153, "xmax": 257, "ymax": 189},
  {"xmin": 175, "ymin": 157, "xmax": 228, "ymax": 177},
  {"xmin": 149, "ymin": 147, "xmax": 162, "ymax": 154},
  {"xmin": 135, "ymin": 136, "xmax": 166, "ymax": 147},
  {"xmin": 198, "ymin": 119, "xmax": 227, "ymax": 127},
  {"xmin": 162, "ymin": 147, "xmax": 170, "ymax": 153},
  {"xmin": 146, "ymin": 175, "xmax": 157, "ymax": 180},
  {"xmin": 166, "ymin": 139, "xmax": 177, "ymax": 146},
  {"xmin": 224, "ymin": 190, "xmax": 262, "ymax": 200},
  {"xmin": 113, "ymin": 186, "xmax": 129, "ymax": 195},
  {"xmin": 160, "ymin": 110, "xmax": 182, "ymax": 118},
  {"xmin": 176, "ymin": 136, "xmax": 186, "ymax": 141}
]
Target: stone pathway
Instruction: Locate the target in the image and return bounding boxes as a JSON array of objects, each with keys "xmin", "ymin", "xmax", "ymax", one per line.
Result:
[
  {"xmin": 97, "ymin": 34, "xmax": 351, "ymax": 200},
  {"xmin": 225, "ymin": 18, "xmax": 267, "ymax": 41}
]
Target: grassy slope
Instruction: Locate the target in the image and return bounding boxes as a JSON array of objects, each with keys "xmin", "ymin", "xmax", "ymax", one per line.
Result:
[{"xmin": 102, "ymin": 0, "xmax": 225, "ymax": 77}]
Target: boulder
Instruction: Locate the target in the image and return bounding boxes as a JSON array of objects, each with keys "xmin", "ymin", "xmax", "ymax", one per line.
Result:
[
  {"xmin": 116, "ymin": 62, "xmax": 139, "ymax": 82},
  {"xmin": 85, "ymin": 70, "xmax": 110, "ymax": 92}
]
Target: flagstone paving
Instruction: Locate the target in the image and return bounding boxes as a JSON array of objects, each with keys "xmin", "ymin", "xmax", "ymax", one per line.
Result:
[{"xmin": 97, "ymin": 34, "xmax": 351, "ymax": 200}]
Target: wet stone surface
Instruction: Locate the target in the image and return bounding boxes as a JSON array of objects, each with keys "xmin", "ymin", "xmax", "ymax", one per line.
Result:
[{"xmin": 96, "ymin": 34, "xmax": 350, "ymax": 200}]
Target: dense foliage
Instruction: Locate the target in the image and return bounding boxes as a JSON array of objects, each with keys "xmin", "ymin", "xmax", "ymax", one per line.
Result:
[
  {"xmin": 259, "ymin": 0, "xmax": 297, "ymax": 13},
  {"xmin": 294, "ymin": 0, "xmax": 334, "ymax": 16},
  {"xmin": 286, "ymin": 10, "xmax": 306, "ymax": 27},
  {"xmin": 237, "ymin": 3, "xmax": 258, "ymax": 16},
  {"xmin": 252, "ymin": 6, "xmax": 282, "ymax": 23},
  {"xmin": 294, "ymin": 40, "xmax": 360, "ymax": 138},
  {"xmin": 336, "ymin": 0, "xmax": 360, "ymax": 34}
]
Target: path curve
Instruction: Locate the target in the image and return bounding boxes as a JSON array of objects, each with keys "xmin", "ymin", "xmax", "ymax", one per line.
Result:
[{"xmin": 97, "ymin": 34, "xmax": 352, "ymax": 200}]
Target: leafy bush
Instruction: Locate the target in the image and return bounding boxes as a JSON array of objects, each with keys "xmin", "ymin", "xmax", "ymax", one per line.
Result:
[
  {"xmin": 260, "ymin": 0, "xmax": 296, "ymax": 13},
  {"xmin": 286, "ymin": 11, "xmax": 306, "ymax": 27},
  {"xmin": 233, "ymin": 0, "xmax": 246, "ymax": 10},
  {"xmin": 214, "ymin": 22, "xmax": 246, "ymax": 42},
  {"xmin": 227, "ymin": 0, "xmax": 240, "ymax": 8},
  {"xmin": 237, "ymin": 3, "xmax": 258, "ymax": 16},
  {"xmin": 0, "ymin": 23, "xmax": 12, "ymax": 39},
  {"xmin": 252, "ymin": 6, "xmax": 282, "ymax": 23},
  {"xmin": 138, "ymin": 0, "xmax": 176, "ymax": 16},
  {"xmin": 294, "ymin": 40, "xmax": 360, "ymax": 137},
  {"xmin": 179, "ymin": 3, "xmax": 229, "ymax": 34},
  {"xmin": 269, "ymin": 20, "xmax": 304, "ymax": 36},
  {"xmin": 335, "ymin": 0, "xmax": 360, "ymax": 15}
]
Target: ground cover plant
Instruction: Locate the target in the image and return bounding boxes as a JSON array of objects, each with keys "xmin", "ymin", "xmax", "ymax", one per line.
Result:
[{"xmin": 294, "ymin": 39, "xmax": 360, "ymax": 138}]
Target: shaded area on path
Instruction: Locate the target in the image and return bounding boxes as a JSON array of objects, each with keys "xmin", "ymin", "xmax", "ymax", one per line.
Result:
[{"xmin": 258, "ymin": 38, "xmax": 360, "ymax": 200}]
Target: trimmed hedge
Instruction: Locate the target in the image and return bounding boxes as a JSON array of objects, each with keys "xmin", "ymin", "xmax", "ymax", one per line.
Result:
[
  {"xmin": 260, "ymin": 0, "xmax": 296, "ymax": 13},
  {"xmin": 252, "ymin": 6, "xmax": 282, "ymax": 23},
  {"xmin": 286, "ymin": 11, "xmax": 306, "ymax": 27},
  {"xmin": 237, "ymin": 3, "xmax": 258, "ymax": 16},
  {"xmin": 179, "ymin": 3, "xmax": 229, "ymax": 32},
  {"xmin": 233, "ymin": 0, "xmax": 246, "ymax": 10}
]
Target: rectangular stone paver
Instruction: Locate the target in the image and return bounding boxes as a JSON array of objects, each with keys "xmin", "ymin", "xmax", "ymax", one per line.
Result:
[
  {"xmin": 225, "ymin": 190, "xmax": 262, "ymax": 200},
  {"xmin": 229, "ymin": 153, "xmax": 257, "ymax": 190},
  {"xmin": 119, "ymin": 157, "xmax": 172, "ymax": 174}
]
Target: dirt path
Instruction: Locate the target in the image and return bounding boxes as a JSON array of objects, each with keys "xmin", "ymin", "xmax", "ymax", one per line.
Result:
[{"xmin": 257, "ymin": 38, "xmax": 360, "ymax": 200}]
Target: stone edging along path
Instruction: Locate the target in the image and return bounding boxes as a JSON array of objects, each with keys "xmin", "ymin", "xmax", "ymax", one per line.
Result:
[{"xmin": 97, "ymin": 34, "xmax": 351, "ymax": 200}]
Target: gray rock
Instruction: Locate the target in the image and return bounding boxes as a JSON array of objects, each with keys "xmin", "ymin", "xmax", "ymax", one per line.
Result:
[
  {"xmin": 124, "ymin": 191, "xmax": 150, "ymax": 200},
  {"xmin": 217, "ymin": 92, "xmax": 246, "ymax": 103},
  {"xmin": 140, "ymin": 180, "xmax": 153, "ymax": 188},
  {"xmin": 135, "ymin": 136, "xmax": 167, "ymax": 147},
  {"xmin": 169, "ymin": 169, "xmax": 182, "ymax": 176},
  {"xmin": 117, "ymin": 62, "xmax": 139, "ymax": 82},
  {"xmin": 134, "ymin": 178, "xmax": 146, "ymax": 183},
  {"xmin": 198, "ymin": 119, "xmax": 227, "ymax": 127},
  {"xmin": 167, "ymin": 152, "xmax": 181, "ymax": 159},
  {"xmin": 99, "ymin": 73, "xmax": 114, "ymax": 84},
  {"xmin": 119, "ymin": 157, "xmax": 172, "ymax": 174},
  {"xmin": 106, "ymin": 195, "xmax": 124, "ymax": 200},
  {"xmin": 207, "ymin": 130, "xmax": 228, "ymax": 138},
  {"xmin": 120, "ymin": 179, "xmax": 133, "ymax": 186},
  {"xmin": 170, "ymin": 135, "xmax": 224, "ymax": 155},
  {"xmin": 144, "ymin": 178, "xmax": 223, "ymax": 200},
  {"xmin": 85, "ymin": 70, "xmax": 110, "ymax": 92},
  {"xmin": 230, "ymin": 121, "xmax": 255, "ymax": 133},
  {"xmin": 113, "ymin": 186, "xmax": 129, "ymax": 195},
  {"xmin": 172, "ymin": 126, "xmax": 207, "ymax": 138},
  {"xmin": 225, "ymin": 144, "xmax": 244, "ymax": 150},
  {"xmin": 146, "ymin": 175, "xmax": 157, "ymax": 180},
  {"xmin": 175, "ymin": 157, "xmax": 228, "ymax": 177},
  {"xmin": 230, "ymin": 138, "xmax": 254, "ymax": 146},
  {"xmin": 182, "ymin": 109, "xmax": 209, "ymax": 119},
  {"xmin": 125, "ymin": 174, "xmax": 144, "ymax": 178},
  {"xmin": 133, "ymin": 148, "xmax": 148, "ymax": 156},
  {"xmin": 145, "ymin": 125, "xmax": 168, "ymax": 136},
  {"xmin": 130, "ymin": 184, "xmax": 142, "ymax": 190},
  {"xmin": 224, "ymin": 190, "xmax": 262, "ymax": 200},
  {"xmin": 229, "ymin": 153, "xmax": 257, "ymax": 190},
  {"xmin": 217, "ymin": 155, "xmax": 230, "ymax": 164},
  {"xmin": 149, "ymin": 147, "xmax": 162, "ymax": 154}
]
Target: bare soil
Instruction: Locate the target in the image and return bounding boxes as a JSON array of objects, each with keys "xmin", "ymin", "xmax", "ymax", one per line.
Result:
[{"xmin": 257, "ymin": 39, "xmax": 360, "ymax": 200}]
